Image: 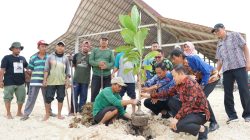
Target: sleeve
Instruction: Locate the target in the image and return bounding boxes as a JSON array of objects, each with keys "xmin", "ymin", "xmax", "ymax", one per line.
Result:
[
  {"xmin": 215, "ymin": 47, "xmax": 221, "ymax": 61},
  {"xmin": 103, "ymin": 90, "xmax": 125, "ymax": 115},
  {"xmin": 151, "ymin": 85, "xmax": 177, "ymax": 99},
  {"xmin": 175, "ymin": 81, "xmax": 197, "ymax": 120},
  {"xmin": 114, "ymin": 53, "xmax": 122, "ymax": 69},
  {"xmin": 192, "ymin": 56, "xmax": 211, "ymax": 85},
  {"xmin": 106, "ymin": 51, "xmax": 115, "ymax": 69},
  {"xmin": 234, "ymin": 32, "xmax": 246, "ymax": 48},
  {"xmin": 44, "ymin": 55, "xmax": 51, "ymax": 72},
  {"xmin": 1, "ymin": 56, "xmax": 8, "ymax": 69},
  {"xmin": 72, "ymin": 54, "xmax": 77, "ymax": 66},
  {"xmin": 89, "ymin": 48, "xmax": 99, "ymax": 67},
  {"xmin": 28, "ymin": 56, "xmax": 35, "ymax": 70},
  {"xmin": 23, "ymin": 57, "xmax": 28, "ymax": 68},
  {"xmin": 144, "ymin": 75, "xmax": 157, "ymax": 87}
]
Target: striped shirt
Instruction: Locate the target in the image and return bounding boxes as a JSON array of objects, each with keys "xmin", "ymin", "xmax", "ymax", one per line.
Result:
[
  {"xmin": 215, "ymin": 32, "xmax": 246, "ymax": 73},
  {"xmin": 28, "ymin": 53, "xmax": 48, "ymax": 86}
]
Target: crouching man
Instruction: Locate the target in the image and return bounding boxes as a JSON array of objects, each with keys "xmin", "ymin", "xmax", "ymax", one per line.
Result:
[
  {"xmin": 142, "ymin": 64, "xmax": 210, "ymax": 140},
  {"xmin": 93, "ymin": 77, "xmax": 139, "ymax": 125}
]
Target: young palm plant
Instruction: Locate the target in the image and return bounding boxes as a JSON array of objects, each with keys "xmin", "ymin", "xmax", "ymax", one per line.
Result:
[{"xmin": 116, "ymin": 5, "xmax": 158, "ymax": 126}]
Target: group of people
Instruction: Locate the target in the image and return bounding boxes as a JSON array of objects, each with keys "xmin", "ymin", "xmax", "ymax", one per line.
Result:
[{"xmin": 0, "ymin": 23, "xmax": 250, "ymax": 140}]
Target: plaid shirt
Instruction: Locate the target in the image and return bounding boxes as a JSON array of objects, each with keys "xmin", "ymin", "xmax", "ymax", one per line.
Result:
[
  {"xmin": 151, "ymin": 76, "xmax": 210, "ymax": 120},
  {"xmin": 216, "ymin": 32, "xmax": 246, "ymax": 73}
]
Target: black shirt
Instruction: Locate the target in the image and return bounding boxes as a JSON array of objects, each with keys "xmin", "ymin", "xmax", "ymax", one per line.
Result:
[{"xmin": 1, "ymin": 54, "xmax": 28, "ymax": 86}]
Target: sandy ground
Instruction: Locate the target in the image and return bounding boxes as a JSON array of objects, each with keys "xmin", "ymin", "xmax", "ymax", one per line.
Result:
[{"xmin": 0, "ymin": 87, "xmax": 250, "ymax": 140}]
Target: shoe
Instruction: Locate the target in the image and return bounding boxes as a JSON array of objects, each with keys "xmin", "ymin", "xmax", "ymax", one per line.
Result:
[
  {"xmin": 198, "ymin": 126, "xmax": 208, "ymax": 140},
  {"xmin": 50, "ymin": 112, "xmax": 57, "ymax": 117},
  {"xmin": 226, "ymin": 117, "xmax": 239, "ymax": 124},
  {"xmin": 20, "ymin": 116, "xmax": 29, "ymax": 121},
  {"xmin": 161, "ymin": 112, "xmax": 171, "ymax": 119},
  {"xmin": 209, "ymin": 122, "xmax": 219, "ymax": 132},
  {"xmin": 244, "ymin": 116, "xmax": 250, "ymax": 122}
]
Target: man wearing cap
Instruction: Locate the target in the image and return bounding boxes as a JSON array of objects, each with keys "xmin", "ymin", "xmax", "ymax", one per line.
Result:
[
  {"xmin": 212, "ymin": 23, "xmax": 250, "ymax": 123},
  {"xmin": 89, "ymin": 36, "xmax": 115, "ymax": 102},
  {"xmin": 71, "ymin": 40, "xmax": 92, "ymax": 113},
  {"xmin": 93, "ymin": 77, "xmax": 139, "ymax": 125},
  {"xmin": 21, "ymin": 40, "xmax": 55, "ymax": 121},
  {"xmin": 0, "ymin": 42, "xmax": 28, "ymax": 119},
  {"xmin": 43, "ymin": 41, "xmax": 71, "ymax": 121}
]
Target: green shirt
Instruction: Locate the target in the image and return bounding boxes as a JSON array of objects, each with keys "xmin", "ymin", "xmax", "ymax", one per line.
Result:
[
  {"xmin": 73, "ymin": 52, "xmax": 91, "ymax": 84},
  {"xmin": 93, "ymin": 87, "xmax": 126, "ymax": 116},
  {"xmin": 89, "ymin": 47, "xmax": 115, "ymax": 76}
]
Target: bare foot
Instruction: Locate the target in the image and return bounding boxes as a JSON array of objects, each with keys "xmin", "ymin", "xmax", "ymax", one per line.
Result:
[
  {"xmin": 57, "ymin": 115, "xmax": 65, "ymax": 120},
  {"xmin": 7, "ymin": 114, "xmax": 13, "ymax": 119},
  {"xmin": 42, "ymin": 115, "xmax": 50, "ymax": 121},
  {"xmin": 16, "ymin": 112, "xmax": 23, "ymax": 117}
]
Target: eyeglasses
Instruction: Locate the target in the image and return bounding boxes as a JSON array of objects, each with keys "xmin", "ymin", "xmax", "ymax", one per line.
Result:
[{"xmin": 155, "ymin": 56, "xmax": 161, "ymax": 59}]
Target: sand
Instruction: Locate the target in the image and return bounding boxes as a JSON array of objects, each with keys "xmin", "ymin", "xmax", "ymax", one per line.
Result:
[{"xmin": 1, "ymin": 87, "xmax": 250, "ymax": 140}]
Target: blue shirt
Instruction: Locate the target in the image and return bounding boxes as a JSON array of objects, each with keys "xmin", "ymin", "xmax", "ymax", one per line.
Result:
[
  {"xmin": 143, "ymin": 58, "xmax": 154, "ymax": 80},
  {"xmin": 144, "ymin": 72, "xmax": 175, "ymax": 100},
  {"xmin": 186, "ymin": 55, "xmax": 214, "ymax": 86}
]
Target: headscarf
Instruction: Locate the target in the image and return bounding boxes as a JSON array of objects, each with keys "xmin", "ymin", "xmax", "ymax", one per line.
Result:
[{"xmin": 183, "ymin": 41, "xmax": 197, "ymax": 56}]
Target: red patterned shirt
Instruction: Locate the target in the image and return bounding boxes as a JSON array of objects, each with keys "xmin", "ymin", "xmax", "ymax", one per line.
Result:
[{"xmin": 151, "ymin": 76, "xmax": 210, "ymax": 120}]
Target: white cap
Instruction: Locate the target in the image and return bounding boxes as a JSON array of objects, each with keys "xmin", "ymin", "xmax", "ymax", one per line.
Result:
[{"xmin": 111, "ymin": 77, "xmax": 127, "ymax": 86}]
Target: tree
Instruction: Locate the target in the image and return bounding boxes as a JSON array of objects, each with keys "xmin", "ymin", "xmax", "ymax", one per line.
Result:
[{"xmin": 116, "ymin": 5, "xmax": 158, "ymax": 121}]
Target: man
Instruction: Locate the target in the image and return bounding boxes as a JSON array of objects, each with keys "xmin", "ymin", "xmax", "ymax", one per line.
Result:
[
  {"xmin": 89, "ymin": 36, "xmax": 115, "ymax": 102},
  {"xmin": 142, "ymin": 62, "xmax": 175, "ymax": 118},
  {"xmin": 43, "ymin": 41, "xmax": 71, "ymax": 121},
  {"xmin": 150, "ymin": 49, "xmax": 173, "ymax": 77},
  {"xmin": 111, "ymin": 52, "xmax": 136, "ymax": 112},
  {"xmin": 72, "ymin": 41, "xmax": 92, "ymax": 113},
  {"xmin": 170, "ymin": 49, "xmax": 220, "ymax": 132},
  {"xmin": 93, "ymin": 77, "xmax": 138, "ymax": 125},
  {"xmin": 21, "ymin": 40, "xmax": 55, "ymax": 121},
  {"xmin": 212, "ymin": 23, "xmax": 250, "ymax": 123},
  {"xmin": 142, "ymin": 64, "xmax": 210, "ymax": 140},
  {"xmin": 144, "ymin": 41, "xmax": 162, "ymax": 80},
  {"xmin": 0, "ymin": 42, "xmax": 28, "ymax": 119}
]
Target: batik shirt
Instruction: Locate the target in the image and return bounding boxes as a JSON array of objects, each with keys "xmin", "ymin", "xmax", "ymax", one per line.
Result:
[{"xmin": 151, "ymin": 76, "xmax": 210, "ymax": 120}]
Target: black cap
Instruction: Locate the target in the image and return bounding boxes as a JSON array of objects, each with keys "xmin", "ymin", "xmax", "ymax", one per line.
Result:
[
  {"xmin": 101, "ymin": 35, "xmax": 108, "ymax": 40},
  {"xmin": 57, "ymin": 41, "xmax": 65, "ymax": 46},
  {"xmin": 211, "ymin": 23, "xmax": 225, "ymax": 33}
]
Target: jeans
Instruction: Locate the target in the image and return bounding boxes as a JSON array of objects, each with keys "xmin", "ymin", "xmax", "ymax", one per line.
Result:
[
  {"xmin": 223, "ymin": 67, "xmax": 250, "ymax": 118},
  {"xmin": 91, "ymin": 75, "xmax": 111, "ymax": 102},
  {"xmin": 73, "ymin": 82, "xmax": 88, "ymax": 112}
]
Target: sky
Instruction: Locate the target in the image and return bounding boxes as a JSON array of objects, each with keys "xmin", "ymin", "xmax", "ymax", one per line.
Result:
[{"xmin": 0, "ymin": 0, "xmax": 249, "ymax": 61}]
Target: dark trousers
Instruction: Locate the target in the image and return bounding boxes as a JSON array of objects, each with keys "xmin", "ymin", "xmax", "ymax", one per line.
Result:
[
  {"xmin": 120, "ymin": 83, "xmax": 136, "ymax": 99},
  {"xmin": 203, "ymin": 79, "xmax": 219, "ymax": 123},
  {"xmin": 223, "ymin": 67, "xmax": 250, "ymax": 118},
  {"xmin": 91, "ymin": 75, "xmax": 111, "ymax": 102},
  {"xmin": 176, "ymin": 113, "xmax": 207, "ymax": 136},
  {"xmin": 73, "ymin": 82, "xmax": 89, "ymax": 112},
  {"xmin": 144, "ymin": 98, "xmax": 170, "ymax": 115}
]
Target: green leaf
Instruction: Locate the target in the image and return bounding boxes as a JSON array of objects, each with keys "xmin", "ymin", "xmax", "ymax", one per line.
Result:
[
  {"xmin": 134, "ymin": 28, "xmax": 149, "ymax": 55},
  {"xmin": 144, "ymin": 65, "xmax": 152, "ymax": 71},
  {"xmin": 144, "ymin": 51, "xmax": 159, "ymax": 61},
  {"xmin": 119, "ymin": 15, "xmax": 136, "ymax": 32},
  {"xmin": 131, "ymin": 5, "xmax": 140, "ymax": 31},
  {"xmin": 121, "ymin": 29, "xmax": 135, "ymax": 44},
  {"xmin": 124, "ymin": 68, "xmax": 133, "ymax": 74},
  {"xmin": 133, "ymin": 66, "xmax": 139, "ymax": 75},
  {"xmin": 115, "ymin": 45, "xmax": 133, "ymax": 53}
]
